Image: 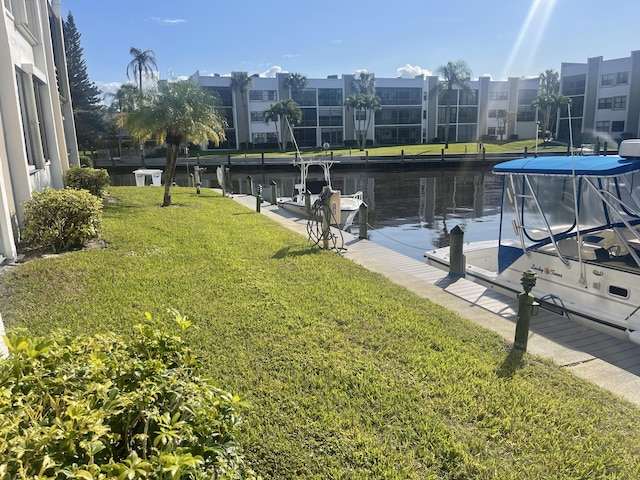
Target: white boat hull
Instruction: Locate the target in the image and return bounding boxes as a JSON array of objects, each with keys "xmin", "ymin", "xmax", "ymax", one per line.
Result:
[
  {"xmin": 425, "ymin": 240, "xmax": 640, "ymax": 344},
  {"xmin": 278, "ymin": 198, "xmax": 360, "ymax": 229}
]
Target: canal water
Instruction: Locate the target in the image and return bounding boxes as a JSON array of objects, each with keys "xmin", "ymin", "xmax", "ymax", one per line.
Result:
[{"xmin": 110, "ymin": 165, "xmax": 503, "ymax": 262}]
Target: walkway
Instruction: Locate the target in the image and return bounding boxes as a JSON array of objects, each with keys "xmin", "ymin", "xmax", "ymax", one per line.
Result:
[{"xmin": 229, "ymin": 192, "xmax": 640, "ymax": 407}]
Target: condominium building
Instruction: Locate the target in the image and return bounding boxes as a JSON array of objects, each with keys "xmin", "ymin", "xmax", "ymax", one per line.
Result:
[
  {"xmin": 191, "ymin": 50, "xmax": 640, "ymax": 151},
  {"xmin": 0, "ymin": 0, "xmax": 78, "ymax": 262},
  {"xmin": 559, "ymin": 50, "xmax": 640, "ymax": 145},
  {"xmin": 189, "ymin": 71, "xmax": 542, "ymax": 150}
]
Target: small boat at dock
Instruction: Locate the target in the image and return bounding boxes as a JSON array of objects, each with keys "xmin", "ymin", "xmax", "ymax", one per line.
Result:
[{"xmin": 277, "ymin": 157, "xmax": 364, "ymax": 229}]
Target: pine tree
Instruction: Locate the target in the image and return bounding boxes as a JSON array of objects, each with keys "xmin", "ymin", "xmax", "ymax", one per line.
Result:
[{"xmin": 63, "ymin": 12, "xmax": 104, "ymax": 150}]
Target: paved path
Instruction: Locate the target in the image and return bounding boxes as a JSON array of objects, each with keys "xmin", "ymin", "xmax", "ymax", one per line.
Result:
[{"xmin": 229, "ymin": 192, "xmax": 640, "ymax": 407}]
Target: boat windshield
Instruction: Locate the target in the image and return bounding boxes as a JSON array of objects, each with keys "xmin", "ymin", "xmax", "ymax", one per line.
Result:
[{"xmin": 497, "ymin": 168, "xmax": 640, "ymax": 272}]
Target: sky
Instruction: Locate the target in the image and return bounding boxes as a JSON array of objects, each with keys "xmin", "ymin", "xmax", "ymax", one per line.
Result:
[{"xmin": 59, "ymin": 0, "xmax": 640, "ymax": 97}]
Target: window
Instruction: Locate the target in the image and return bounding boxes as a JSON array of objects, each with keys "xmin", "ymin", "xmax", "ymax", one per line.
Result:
[
  {"xmin": 489, "ymin": 91, "xmax": 508, "ymax": 101},
  {"xmin": 11, "ymin": 0, "xmax": 40, "ymax": 45},
  {"xmin": 377, "ymin": 87, "xmax": 421, "ymax": 105},
  {"xmin": 517, "ymin": 89, "xmax": 537, "ymax": 106},
  {"xmin": 16, "ymin": 68, "xmax": 47, "ymax": 168},
  {"xmin": 612, "ymin": 121, "xmax": 625, "ymax": 132},
  {"xmin": 318, "ymin": 88, "xmax": 342, "ymax": 106},
  {"xmin": 616, "ymin": 72, "xmax": 629, "ymax": 85},
  {"xmin": 487, "ymin": 127, "xmax": 496, "ymax": 135},
  {"xmin": 601, "ymin": 73, "xmax": 614, "ymax": 86},
  {"xmin": 488, "ymin": 109, "xmax": 506, "ymax": 119},
  {"xmin": 562, "ymin": 75, "xmax": 586, "ymax": 96},
  {"xmin": 251, "ymin": 132, "xmax": 278, "ymax": 144},
  {"xmin": 598, "ymin": 97, "xmax": 612, "ymax": 109},
  {"xmin": 318, "ymin": 107, "xmax": 342, "ymax": 126},
  {"xmin": 250, "ymin": 111, "xmax": 264, "ymax": 122},
  {"xmin": 613, "ymin": 96, "xmax": 627, "ymax": 109},
  {"xmin": 596, "ymin": 121, "xmax": 610, "ymax": 132},
  {"xmin": 249, "ymin": 90, "xmax": 277, "ymax": 101},
  {"xmin": 291, "ymin": 89, "xmax": 316, "ymax": 106},
  {"xmin": 457, "ymin": 107, "xmax": 477, "ymax": 123},
  {"xmin": 517, "ymin": 106, "xmax": 535, "ymax": 122},
  {"xmin": 459, "ymin": 89, "xmax": 478, "ymax": 105}
]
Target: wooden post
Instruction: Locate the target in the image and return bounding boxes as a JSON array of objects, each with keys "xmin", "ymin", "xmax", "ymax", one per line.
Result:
[
  {"xmin": 441, "ymin": 148, "xmax": 445, "ymax": 163},
  {"xmin": 246, "ymin": 176, "xmax": 254, "ymax": 196},
  {"xmin": 321, "ymin": 186, "xmax": 331, "ymax": 249},
  {"xmin": 305, "ymin": 191, "xmax": 311, "ymax": 217},
  {"xmin": 514, "ymin": 270, "xmax": 537, "ymax": 352},
  {"xmin": 603, "ymin": 142, "xmax": 608, "ymax": 156},
  {"xmin": 227, "ymin": 153, "xmax": 231, "ymax": 166},
  {"xmin": 524, "ymin": 146, "xmax": 528, "ymax": 158},
  {"xmin": 261, "ymin": 152, "xmax": 265, "ymax": 166},
  {"xmin": 449, "ymin": 225, "xmax": 466, "ymax": 277},
  {"xmin": 358, "ymin": 203, "xmax": 368, "ymax": 239},
  {"xmin": 256, "ymin": 185, "xmax": 262, "ymax": 213},
  {"xmin": 401, "ymin": 149, "xmax": 405, "ymax": 165},
  {"xmin": 482, "ymin": 147, "xmax": 486, "ymax": 161},
  {"xmin": 270, "ymin": 180, "xmax": 277, "ymax": 205}
]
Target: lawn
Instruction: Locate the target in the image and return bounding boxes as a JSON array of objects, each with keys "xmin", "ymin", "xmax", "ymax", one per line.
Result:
[
  {"xmin": 1, "ymin": 186, "xmax": 639, "ymax": 479},
  {"xmin": 191, "ymin": 139, "xmax": 568, "ymax": 161}
]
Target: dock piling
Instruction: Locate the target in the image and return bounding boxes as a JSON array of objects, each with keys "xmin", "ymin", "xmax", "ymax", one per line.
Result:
[
  {"xmin": 449, "ymin": 225, "xmax": 466, "ymax": 277},
  {"xmin": 358, "ymin": 203, "xmax": 369, "ymax": 239},
  {"xmin": 514, "ymin": 270, "xmax": 539, "ymax": 352}
]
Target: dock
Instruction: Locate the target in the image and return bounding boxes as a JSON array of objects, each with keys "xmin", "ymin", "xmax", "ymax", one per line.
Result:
[{"xmin": 230, "ymin": 192, "xmax": 640, "ymax": 407}]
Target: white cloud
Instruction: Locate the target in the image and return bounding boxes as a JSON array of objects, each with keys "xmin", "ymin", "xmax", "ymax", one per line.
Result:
[
  {"xmin": 396, "ymin": 64, "xmax": 432, "ymax": 78},
  {"xmin": 261, "ymin": 66, "xmax": 285, "ymax": 78},
  {"xmin": 282, "ymin": 54, "xmax": 299, "ymax": 58},
  {"xmin": 150, "ymin": 17, "xmax": 187, "ymax": 26}
]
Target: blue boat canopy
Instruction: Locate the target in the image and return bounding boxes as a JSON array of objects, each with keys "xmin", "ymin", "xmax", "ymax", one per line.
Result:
[{"xmin": 493, "ymin": 155, "xmax": 640, "ymax": 177}]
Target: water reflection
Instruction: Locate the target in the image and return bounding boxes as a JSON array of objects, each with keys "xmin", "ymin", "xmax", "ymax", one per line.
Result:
[{"xmin": 110, "ymin": 166, "xmax": 503, "ymax": 261}]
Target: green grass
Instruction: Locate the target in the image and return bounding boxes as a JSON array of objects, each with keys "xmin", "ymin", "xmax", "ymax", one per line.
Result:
[
  {"xmin": 192, "ymin": 139, "xmax": 567, "ymax": 160},
  {"xmin": 2, "ymin": 186, "xmax": 639, "ymax": 479}
]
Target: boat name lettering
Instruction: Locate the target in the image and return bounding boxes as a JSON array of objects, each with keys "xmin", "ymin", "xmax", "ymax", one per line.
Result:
[{"xmin": 530, "ymin": 264, "xmax": 563, "ymax": 278}]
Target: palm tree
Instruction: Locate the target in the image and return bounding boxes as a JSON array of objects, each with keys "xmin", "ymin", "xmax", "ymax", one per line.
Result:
[
  {"xmin": 430, "ymin": 60, "xmax": 473, "ymax": 148},
  {"xmin": 344, "ymin": 93, "xmax": 381, "ymax": 150},
  {"xmin": 126, "ymin": 47, "xmax": 158, "ymax": 90},
  {"xmin": 105, "ymin": 83, "xmax": 140, "ymax": 157},
  {"xmin": 283, "ymin": 72, "xmax": 308, "ymax": 99},
  {"xmin": 230, "ymin": 72, "xmax": 253, "ymax": 148},
  {"xmin": 125, "ymin": 81, "xmax": 227, "ymax": 206},
  {"xmin": 531, "ymin": 69, "xmax": 568, "ymax": 142},
  {"xmin": 263, "ymin": 99, "xmax": 302, "ymax": 153},
  {"xmin": 352, "ymin": 71, "xmax": 376, "ymax": 96}
]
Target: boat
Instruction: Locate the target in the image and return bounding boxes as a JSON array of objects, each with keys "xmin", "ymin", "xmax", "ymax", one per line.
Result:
[
  {"xmin": 277, "ymin": 156, "xmax": 364, "ymax": 229},
  {"xmin": 425, "ymin": 139, "xmax": 640, "ymax": 344}
]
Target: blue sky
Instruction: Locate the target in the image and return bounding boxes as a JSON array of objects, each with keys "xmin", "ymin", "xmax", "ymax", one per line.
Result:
[{"xmin": 60, "ymin": 0, "xmax": 639, "ymax": 96}]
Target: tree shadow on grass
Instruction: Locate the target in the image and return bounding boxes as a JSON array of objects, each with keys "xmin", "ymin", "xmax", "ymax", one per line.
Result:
[{"xmin": 272, "ymin": 246, "xmax": 322, "ymax": 259}]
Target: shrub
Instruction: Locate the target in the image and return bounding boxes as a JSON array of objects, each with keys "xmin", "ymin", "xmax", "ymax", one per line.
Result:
[
  {"xmin": 79, "ymin": 154, "xmax": 93, "ymax": 167},
  {"xmin": 0, "ymin": 312, "xmax": 260, "ymax": 479},
  {"xmin": 22, "ymin": 187, "xmax": 102, "ymax": 252},
  {"xmin": 64, "ymin": 166, "xmax": 110, "ymax": 197}
]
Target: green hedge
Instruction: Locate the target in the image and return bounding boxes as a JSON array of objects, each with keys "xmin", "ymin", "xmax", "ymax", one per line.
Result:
[
  {"xmin": 21, "ymin": 187, "xmax": 102, "ymax": 253},
  {"xmin": 64, "ymin": 166, "xmax": 110, "ymax": 197},
  {"xmin": 0, "ymin": 313, "xmax": 260, "ymax": 479}
]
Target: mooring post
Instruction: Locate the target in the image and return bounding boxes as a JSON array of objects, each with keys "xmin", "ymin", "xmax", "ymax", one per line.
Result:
[
  {"xmin": 603, "ymin": 141, "xmax": 608, "ymax": 156},
  {"xmin": 227, "ymin": 153, "xmax": 231, "ymax": 166},
  {"xmin": 449, "ymin": 225, "xmax": 466, "ymax": 277},
  {"xmin": 401, "ymin": 149, "xmax": 405, "ymax": 165},
  {"xmin": 514, "ymin": 270, "xmax": 538, "ymax": 352},
  {"xmin": 441, "ymin": 148, "xmax": 445, "ymax": 163},
  {"xmin": 270, "ymin": 180, "xmax": 277, "ymax": 205},
  {"xmin": 246, "ymin": 175, "xmax": 254, "ymax": 196},
  {"xmin": 305, "ymin": 191, "xmax": 311, "ymax": 217},
  {"xmin": 256, "ymin": 184, "xmax": 262, "ymax": 213},
  {"xmin": 321, "ymin": 186, "xmax": 331, "ymax": 249},
  {"xmin": 482, "ymin": 147, "xmax": 486, "ymax": 162},
  {"xmin": 524, "ymin": 146, "xmax": 528, "ymax": 158},
  {"xmin": 358, "ymin": 203, "xmax": 369, "ymax": 239},
  {"xmin": 261, "ymin": 152, "xmax": 265, "ymax": 166}
]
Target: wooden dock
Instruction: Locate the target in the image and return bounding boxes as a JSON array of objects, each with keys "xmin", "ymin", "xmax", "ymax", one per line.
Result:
[{"xmin": 231, "ymin": 193, "xmax": 640, "ymax": 406}]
